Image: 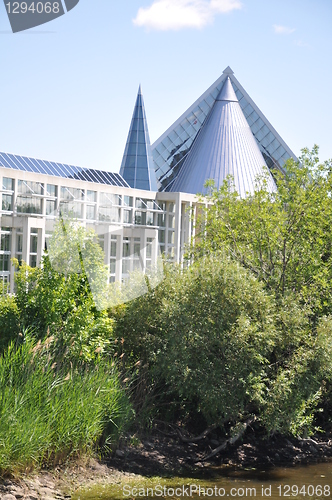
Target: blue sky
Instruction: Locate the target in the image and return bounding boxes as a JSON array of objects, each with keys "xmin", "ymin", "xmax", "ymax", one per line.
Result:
[{"xmin": 0, "ymin": 0, "xmax": 331, "ymax": 172}]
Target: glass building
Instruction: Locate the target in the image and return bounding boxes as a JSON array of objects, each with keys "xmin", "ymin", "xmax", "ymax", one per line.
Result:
[
  {"xmin": 120, "ymin": 85, "xmax": 158, "ymax": 191},
  {"xmin": 151, "ymin": 66, "xmax": 297, "ymax": 191},
  {"xmin": 0, "ymin": 67, "xmax": 296, "ymax": 290}
]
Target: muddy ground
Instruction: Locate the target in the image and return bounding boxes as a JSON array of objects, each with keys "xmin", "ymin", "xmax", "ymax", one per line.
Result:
[{"xmin": 1, "ymin": 428, "xmax": 332, "ymax": 499}]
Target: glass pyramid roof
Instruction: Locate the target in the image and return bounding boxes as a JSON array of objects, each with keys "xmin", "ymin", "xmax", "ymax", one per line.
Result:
[
  {"xmin": 0, "ymin": 151, "xmax": 129, "ymax": 187},
  {"xmin": 152, "ymin": 66, "xmax": 297, "ymax": 192},
  {"xmin": 120, "ymin": 86, "xmax": 158, "ymax": 191}
]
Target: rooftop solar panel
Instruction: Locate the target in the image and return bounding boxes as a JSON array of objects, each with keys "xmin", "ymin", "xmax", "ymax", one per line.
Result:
[{"xmin": 0, "ymin": 152, "xmax": 130, "ymax": 188}]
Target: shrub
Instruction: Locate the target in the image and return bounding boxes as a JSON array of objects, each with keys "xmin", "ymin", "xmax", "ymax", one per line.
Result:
[
  {"xmin": 115, "ymin": 256, "xmax": 332, "ymax": 437},
  {"xmin": 115, "ymin": 256, "xmax": 277, "ymax": 426},
  {"xmin": 13, "ymin": 220, "xmax": 115, "ymax": 364}
]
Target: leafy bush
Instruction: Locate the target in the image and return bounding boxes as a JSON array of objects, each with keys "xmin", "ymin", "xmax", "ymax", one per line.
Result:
[
  {"xmin": 115, "ymin": 257, "xmax": 274, "ymax": 425},
  {"xmin": 194, "ymin": 147, "xmax": 332, "ymax": 318},
  {"xmin": 14, "ymin": 220, "xmax": 114, "ymax": 363},
  {"xmin": 0, "ymin": 336, "xmax": 133, "ymax": 475},
  {"xmin": 115, "ymin": 255, "xmax": 332, "ymax": 437}
]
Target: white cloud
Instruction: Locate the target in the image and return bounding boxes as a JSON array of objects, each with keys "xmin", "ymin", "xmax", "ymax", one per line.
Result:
[
  {"xmin": 133, "ymin": 0, "xmax": 242, "ymax": 31},
  {"xmin": 273, "ymin": 24, "xmax": 296, "ymax": 35}
]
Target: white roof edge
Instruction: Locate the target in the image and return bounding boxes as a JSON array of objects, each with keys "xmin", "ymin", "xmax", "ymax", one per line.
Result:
[
  {"xmin": 151, "ymin": 71, "xmax": 227, "ymax": 149},
  {"xmin": 229, "ymin": 74, "xmax": 298, "ymax": 161}
]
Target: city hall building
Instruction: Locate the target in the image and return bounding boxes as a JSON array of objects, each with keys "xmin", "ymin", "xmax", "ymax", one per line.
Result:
[{"xmin": 0, "ymin": 67, "xmax": 296, "ymax": 291}]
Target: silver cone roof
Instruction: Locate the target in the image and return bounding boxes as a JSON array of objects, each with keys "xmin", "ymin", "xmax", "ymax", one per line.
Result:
[{"xmin": 170, "ymin": 77, "xmax": 276, "ymax": 197}]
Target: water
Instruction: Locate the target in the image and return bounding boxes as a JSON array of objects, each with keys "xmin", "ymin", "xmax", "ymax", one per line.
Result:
[{"xmin": 72, "ymin": 461, "xmax": 332, "ymax": 500}]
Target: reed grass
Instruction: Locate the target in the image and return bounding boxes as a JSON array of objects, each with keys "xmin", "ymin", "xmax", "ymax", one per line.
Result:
[{"xmin": 0, "ymin": 337, "xmax": 132, "ymax": 475}]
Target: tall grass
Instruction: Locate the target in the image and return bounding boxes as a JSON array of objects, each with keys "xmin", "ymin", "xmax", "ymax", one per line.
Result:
[{"xmin": 0, "ymin": 337, "xmax": 132, "ymax": 475}]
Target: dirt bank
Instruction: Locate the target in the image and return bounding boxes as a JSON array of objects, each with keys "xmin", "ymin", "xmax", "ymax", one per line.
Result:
[{"xmin": 1, "ymin": 429, "xmax": 332, "ymax": 499}]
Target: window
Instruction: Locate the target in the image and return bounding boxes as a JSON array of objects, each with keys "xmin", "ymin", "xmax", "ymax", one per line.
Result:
[
  {"xmin": 86, "ymin": 205, "xmax": 95, "ymax": 220},
  {"xmin": 2, "ymin": 194, "xmax": 12, "ymax": 211},
  {"xmin": 46, "ymin": 200, "xmax": 56, "ymax": 216},
  {"xmin": 18, "ymin": 180, "xmax": 44, "ymax": 195},
  {"xmin": 59, "ymin": 201, "xmax": 82, "ymax": 219},
  {"xmin": 17, "ymin": 196, "xmax": 42, "ymax": 214},
  {"xmin": 87, "ymin": 190, "xmax": 96, "ymax": 202},
  {"xmin": 29, "ymin": 228, "xmax": 38, "ymax": 268},
  {"xmin": 47, "ymin": 184, "xmax": 57, "ymax": 197},
  {"xmin": 2, "ymin": 177, "xmax": 14, "ymax": 191},
  {"xmin": 60, "ymin": 186, "xmax": 84, "ymax": 200},
  {"xmin": 109, "ymin": 235, "xmax": 117, "ymax": 282},
  {"xmin": 0, "ymin": 227, "xmax": 11, "ymax": 273}
]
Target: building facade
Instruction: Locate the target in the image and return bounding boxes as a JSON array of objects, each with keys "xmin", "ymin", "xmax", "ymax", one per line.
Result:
[
  {"xmin": 0, "ymin": 67, "xmax": 296, "ymax": 291},
  {"xmin": 0, "ymin": 160, "xmax": 198, "ymax": 292}
]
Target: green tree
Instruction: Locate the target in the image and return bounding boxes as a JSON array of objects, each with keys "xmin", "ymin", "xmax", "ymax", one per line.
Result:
[
  {"xmin": 14, "ymin": 220, "xmax": 113, "ymax": 363},
  {"xmin": 114, "ymin": 147, "xmax": 332, "ymax": 436},
  {"xmin": 193, "ymin": 146, "xmax": 332, "ymax": 317}
]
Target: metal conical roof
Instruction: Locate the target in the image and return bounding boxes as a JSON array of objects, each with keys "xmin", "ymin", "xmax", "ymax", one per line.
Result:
[
  {"xmin": 170, "ymin": 77, "xmax": 276, "ymax": 197},
  {"xmin": 120, "ymin": 86, "xmax": 157, "ymax": 191}
]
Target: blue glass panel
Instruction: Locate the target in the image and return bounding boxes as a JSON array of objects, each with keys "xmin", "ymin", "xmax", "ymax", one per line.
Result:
[
  {"xmin": 136, "ymin": 156, "xmax": 148, "ymax": 168},
  {"xmin": 106, "ymin": 172, "xmax": 115, "ymax": 184},
  {"xmin": 116, "ymin": 174, "xmax": 129, "ymax": 187},
  {"xmin": 90, "ymin": 169, "xmax": 106, "ymax": 184},
  {"xmin": 131, "ymin": 119, "xmax": 140, "ymax": 131},
  {"xmin": 123, "ymin": 168, "xmax": 135, "ymax": 181},
  {"xmin": 124, "ymin": 155, "xmax": 136, "ymax": 168},
  {"xmin": 137, "ymin": 118, "xmax": 144, "ymax": 131},
  {"xmin": 65, "ymin": 164, "xmax": 79, "ymax": 179},
  {"xmin": 81, "ymin": 169, "xmax": 95, "ymax": 182},
  {"xmin": 137, "ymin": 131, "xmax": 146, "ymax": 143},
  {"xmin": 85, "ymin": 169, "xmax": 98, "ymax": 183},
  {"xmin": 97, "ymin": 170, "xmax": 111, "ymax": 184},
  {"xmin": 23, "ymin": 156, "xmax": 42, "ymax": 173},
  {"xmin": 15, "ymin": 156, "xmax": 33, "ymax": 172},
  {"xmin": 136, "ymin": 169, "xmax": 149, "ymax": 181},
  {"xmin": 136, "ymin": 144, "xmax": 147, "ymax": 156},
  {"xmin": 96, "ymin": 170, "xmax": 109, "ymax": 184},
  {"xmin": 49, "ymin": 161, "xmax": 66, "ymax": 177},
  {"xmin": 36, "ymin": 160, "xmax": 53, "ymax": 175},
  {"xmin": 127, "ymin": 143, "xmax": 138, "ymax": 155},
  {"xmin": 54, "ymin": 162, "xmax": 70, "ymax": 177},
  {"xmin": 0, "ymin": 153, "xmax": 16, "ymax": 170},
  {"xmin": 67, "ymin": 164, "xmax": 80, "ymax": 178},
  {"xmin": 29, "ymin": 158, "xmax": 44, "ymax": 173},
  {"xmin": 7, "ymin": 153, "xmax": 26, "ymax": 171},
  {"xmin": 110, "ymin": 173, "xmax": 120, "ymax": 185},
  {"xmin": 136, "ymin": 180, "xmax": 148, "ymax": 190}
]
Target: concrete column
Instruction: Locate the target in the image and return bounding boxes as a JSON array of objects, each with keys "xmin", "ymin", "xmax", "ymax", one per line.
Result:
[
  {"xmin": 152, "ymin": 229, "xmax": 159, "ymax": 268},
  {"xmin": 37, "ymin": 224, "xmax": 45, "ymax": 267},
  {"xmin": 22, "ymin": 217, "xmax": 31, "ymax": 266},
  {"xmin": 115, "ymin": 231, "xmax": 123, "ymax": 282},
  {"xmin": 10, "ymin": 226, "xmax": 16, "ymax": 293},
  {"xmin": 103, "ymin": 229, "xmax": 111, "ymax": 268},
  {"xmin": 140, "ymin": 229, "xmax": 146, "ymax": 273},
  {"xmin": 174, "ymin": 193, "xmax": 181, "ymax": 264}
]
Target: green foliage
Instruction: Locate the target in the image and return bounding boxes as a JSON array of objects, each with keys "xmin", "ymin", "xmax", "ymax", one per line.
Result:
[
  {"xmin": 261, "ymin": 314, "xmax": 332, "ymax": 436},
  {"xmin": 193, "ymin": 146, "xmax": 332, "ymax": 317},
  {"xmin": 115, "ymin": 146, "xmax": 332, "ymax": 437},
  {"xmin": 0, "ymin": 295, "xmax": 21, "ymax": 353},
  {"xmin": 14, "ymin": 220, "xmax": 114, "ymax": 363},
  {"xmin": 116, "ymin": 257, "xmax": 272, "ymax": 424},
  {"xmin": 0, "ymin": 336, "xmax": 132, "ymax": 475},
  {"xmin": 47, "ymin": 218, "xmax": 109, "ymax": 311},
  {"xmin": 116, "ymin": 256, "xmax": 332, "ymax": 436}
]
